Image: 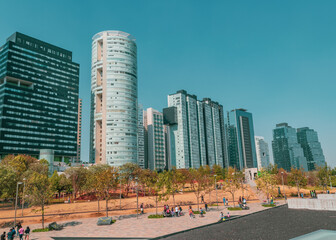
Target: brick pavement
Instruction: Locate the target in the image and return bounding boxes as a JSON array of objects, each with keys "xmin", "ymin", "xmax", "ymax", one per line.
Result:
[{"xmin": 0, "ymin": 201, "xmax": 285, "ymax": 240}]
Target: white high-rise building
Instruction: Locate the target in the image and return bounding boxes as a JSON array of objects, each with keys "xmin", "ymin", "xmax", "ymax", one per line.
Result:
[
  {"xmin": 144, "ymin": 108, "xmax": 166, "ymax": 170},
  {"xmin": 255, "ymin": 136, "xmax": 270, "ymax": 169},
  {"xmin": 90, "ymin": 31, "xmax": 137, "ymax": 166},
  {"xmin": 137, "ymin": 104, "xmax": 145, "ymax": 168},
  {"xmin": 164, "ymin": 90, "xmax": 226, "ymax": 169}
]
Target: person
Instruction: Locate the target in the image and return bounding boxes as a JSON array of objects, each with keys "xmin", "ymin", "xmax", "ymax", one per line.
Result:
[
  {"xmin": 1, "ymin": 232, "xmax": 5, "ymax": 240},
  {"xmin": 164, "ymin": 205, "xmax": 167, "ymax": 212},
  {"xmin": 220, "ymin": 212, "xmax": 224, "ymax": 221},
  {"xmin": 201, "ymin": 195, "xmax": 204, "ymax": 203},
  {"xmin": 270, "ymin": 196, "xmax": 274, "ymax": 204},
  {"xmin": 200, "ymin": 207, "xmax": 204, "ymax": 217},
  {"xmin": 171, "ymin": 207, "xmax": 174, "ymax": 216},
  {"xmin": 227, "ymin": 212, "xmax": 230, "ymax": 218},
  {"xmin": 226, "ymin": 198, "xmax": 229, "ymax": 206},
  {"xmin": 223, "ymin": 197, "xmax": 226, "ymax": 206},
  {"xmin": 6, "ymin": 230, "xmax": 12, "ymax": 240},
  {"xmin": 205, "ymin": 202, "xmax": 208, "ymax": 212},
  {"xmin": 243, "ymin": 197, "xmax": 246, "ymax": 207},
  {"xmin": 175, "ymin": 206, "xmax": 179, "ymax": 217},
  {"xmin": 140, "ymin": 203, "xmax": 144, "ymax": 214},
  {"xmin": 18, "ymin": 227, "xmax": 24, "ymax": 240},
  {"xmin": 188, "ymin": 208, "xmax": 194, "ymax": 219},
  {"xmin": 24, "ymin": 227, "xmax": 30, "ymax": 240}
]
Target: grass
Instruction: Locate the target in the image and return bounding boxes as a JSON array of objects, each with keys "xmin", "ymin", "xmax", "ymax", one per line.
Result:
[
  {"xmin": 228, "ymin": 207, "xmax": 242, "ymax": 211},
  {"xmin": 32, "ymin": 228, "xmax": 50, "ymax": 232},
  {"xmin": 193, "ymin": 211, "xmax": 206, "ymax": 214},
  {"xmin": 210, "ymin": 204, "xmax": 219, "ymax": 206},
  {"xmin": 112, "ymin": 220, "xmax": 116, "ymax": 223},
  {"xmin": 148, "ymin": 214, "xmax": 164, "ymax": 219},
  {"xmin": 262, "ymin": 204, "xmax": 276, "ymax": 207}
]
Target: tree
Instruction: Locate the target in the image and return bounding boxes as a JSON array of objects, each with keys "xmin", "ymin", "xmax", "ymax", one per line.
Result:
[
  {"xmin": 255, "ymin": 170, "xmax": 278, "ymax": 203},
  {"xmin": 288, "ymin": 168, "xmax": 307, "ymax": 197},
  {"xmin": 65, "ymin": 166, "xmax": 88, "ymax": 200},
  {"xmin": 203, "ymin": 165, "xmax": 214, "ymax": 204},
  {"xmin": 119, "ymin": 163, "xmax": 141, "ymax": 197},
  {"xmin": 50, "ymin": 171, "xmax": 71, "ymax": 200},
  {"xmin": 163, "ymin": 167, "xmax": 186, "ymax": 206},
  {"xmin": 0, "ymin": 165, "xmax": 19, "ymax": 203},
  {"xmin": 26, "ymin": 164, "xmax": 53, "ymax": 229},
  {"xmin": 222, "ymin": 167, "xmax": 243, "ymax": 207},
  {"xmin": 0, "ymin": 154, "xmax": 38, "ymax": 176},
  {"xmin": 317, "ymin": 165, "xmax": 330, "ymax": 190},
  {"xmin": 188, "ymin": 167, "xmax": 207, "ymax": 211},
  {"xmin": 146, "ymin": 171, "xmax": 166, "ymax": 215}
]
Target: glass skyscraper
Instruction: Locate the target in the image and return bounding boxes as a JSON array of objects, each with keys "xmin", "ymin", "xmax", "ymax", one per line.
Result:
[
  {"xmin": 297, "ymin": 127, "xmax": 325, "ymax": 171},
  {"xmin": 0, "ymin": 32, "xmax": 79, "ymax": 162},
  {"xmin": 90, "ymin": 31, "xmax": 137, "ymax": 166},
  {"xmin": 255, "ymin": 136, "xmax": 270, "ymax": 169},
  {"xmin": 272, "ymin": 123, "xmax": 308, "ymax": 171},
  {"xmin": 225, "ymin": 109, "xmax": 257, "ymax": 170}
]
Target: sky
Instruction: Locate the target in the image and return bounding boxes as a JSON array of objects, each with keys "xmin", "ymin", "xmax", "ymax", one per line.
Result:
[{"xmin": 1, "ymin": 0, "xmax": 335, "ymax": 166}]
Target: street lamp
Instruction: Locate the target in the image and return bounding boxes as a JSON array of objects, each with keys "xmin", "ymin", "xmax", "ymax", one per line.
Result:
[
  {"xmin": 14, "ymin": 181, "xmax": 23, "ymax": 227},
  {"xmin": 329, "ymin": 176, "xmax": 332, "ymax": 191},
  {"xmin": 214, "ymin": 175, "xmax": 218, "ymax": 210},
  {"xmin": 135, "ymin": 177, "xmax": 138, "ymax": 219},
  {"xmin": 21, "ymin": 178, "xmax": 26, "ymax": 217}
]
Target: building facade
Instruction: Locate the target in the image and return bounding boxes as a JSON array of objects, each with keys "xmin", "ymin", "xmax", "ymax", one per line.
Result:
[
  {"xmin": 144, "ymin": 108, "xmax": 165, "ymax": 171},
  {"xmin": 0, "ymin": 32, "xmax": 79, "ymax": 162},
  {"xmin": 164, "ymin": 90, "xmax": 226, "ymax": 169},
  {"xmin": 255, "ymin": 136, "xmax": 270, "ymax": 169},
  {"xmin": 272, "ymin": 123, "xmax": 308, "ymax": 171},
  {"xmin": 225, "ymin": 109, "xmax": 257, "ymax": 170},
  {"xmin": 137, "ymin": 104, "xmax": 145, "ymax": 168},
  {"xmin": 90, "ymin": 31, "xmax": 137, "ymax": 166},
  {"xmin": 76, "ymin": 98, "xmax": 82, "ymax": 163},
  {"xmin": 297, "ymin": 127, "xmax": 325, "ymax": 171}
]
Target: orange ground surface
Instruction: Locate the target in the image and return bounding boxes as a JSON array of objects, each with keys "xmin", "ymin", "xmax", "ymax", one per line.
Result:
[{"xmin": 0, "ymin": 185, "xmax": 331, "ymax": 226}]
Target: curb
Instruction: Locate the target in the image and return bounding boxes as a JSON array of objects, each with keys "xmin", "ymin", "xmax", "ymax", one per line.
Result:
[{"xmin": 151, "ymin": 203, "xmax": 287, "ymax": 239}]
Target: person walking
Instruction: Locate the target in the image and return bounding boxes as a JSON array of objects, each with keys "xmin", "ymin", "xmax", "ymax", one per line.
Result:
[
  {"xmin": 1, "ymin": 232, "xmax": 5, "ymax": 240},
  {"xmin": 201, "ymin": 195, "xmax": 204, "ymax": 203},
  {"xmin": 226, "ymin": 198, "xmax": 229, "ymax": 206},
  {"xmin": 18, "ymin": 226, "xmax": 24, "ymax": 240},
  {"xmin": 223, "ymin": 197, "xmax": 226, "ymax": 206},
  {"xmin": 205, "ymin": 202, "xmax": 208, "ymax": 212},
  {"xmin": 175, "ymin": 206, "xmax": 179, "ymax": 217},
  {"xmin": 24, "ymin": 227, "xmax": 30, "ymax": 240},
  {"xmin": 200, "ymin": 207, "xmax": 204, "ymax": 217},
  {"xmin": 140, "ymin": 203, "xmax": 144, "ymax": 214}
]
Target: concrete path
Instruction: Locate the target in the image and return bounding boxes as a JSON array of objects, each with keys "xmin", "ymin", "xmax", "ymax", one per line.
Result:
[{"xmin": 0, "ymin": 201, "xmax": 286, "ymax": 240}]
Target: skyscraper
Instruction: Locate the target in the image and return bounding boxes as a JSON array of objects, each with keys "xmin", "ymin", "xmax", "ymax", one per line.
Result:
[
  {"xmin": 272, "ymin": 123, "xmax": 308, "ymax": 171},
  {"xmin": 297, "ymin": 127, "xmax": 325, "ymax": 170},
  {"xmin": 0, "ymin": 32, "xmax": 79, "ymax": 162},
  {"xmin": 144, "ymin": 108, "xmax": 165, "ymax": 171},
  {"xmin": 225, "ymin": 109, "xmax": 257, "ymax": 170},
  {"xmin": 255, "ymin": 136, "xmax": 270, "ymax": 169},
  {"xmin": 137, "ymin": 104, "xmax": 145, "ymax": 168},
  {"xmin": 164, "ymin": 90, "xmax": 226, "ymax": 169},
  {"xmin": 90, "ymin": 31, "xmax": 137, "ymax": 166},
  {"xmin": 76, "ymin": 98, "xmax": 82, "ymax": 163}
]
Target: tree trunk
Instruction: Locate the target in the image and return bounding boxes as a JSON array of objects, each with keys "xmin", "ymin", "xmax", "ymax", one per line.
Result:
[
  {"xmin": 172, "ymin": 193, "xmax": 175, "ymax": 206},
  {"xmin": 155, "ymin": 196, "xmax": 158, "ymax": 215},
  {"xmin": 197, "ymin": 191, "xmax": 200, "ymax": 211},
  {"xmin": 106, "ymin": 198, "xmax": 108, "ymax": 217},
  {"xmin": 209, "ymin": 188, "xmax": 211, "ymax": 204},
  {"xmin": 98, "ymin": 199, "xmax": 100, "ymax": 213},
  {"xmin": 232, "ymin": 193, "xmax": 235, "ymax": 207},
  {"xmin": 42, "ymin": 202, "xmax": 45, "ymax": 229}
]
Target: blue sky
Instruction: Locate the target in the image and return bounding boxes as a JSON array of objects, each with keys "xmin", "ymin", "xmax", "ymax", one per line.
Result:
[{"xmin": 1, "ymin": 0, "xmax": 335, "ymax": 166}]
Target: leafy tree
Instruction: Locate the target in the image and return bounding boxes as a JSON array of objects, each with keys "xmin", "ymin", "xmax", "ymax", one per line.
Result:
[
  {"xmin": 0, "ymin": 165, "xmax": 19, "ymax": 203},
  {"xmin": 163, "ymin": 167, "xmax": 186, "ymax": 206},
  {"xmin": 212, "ymin": 164, "xmax": 225, "ymax": 180},
  {"xmin": 288, "ymin": 168, "xmax": 307, "ymax": 197},
  {"xmin": 188, "ymin": 167, "xmax": 207, "ymax": 211},
  {"xmin": 146, "ymin": 171, "xmax": 167, "ymax": 215},
  {"xmin": 0, "ymin": 154, "xmax": 38, "ymax": 176},
  {"xmin": 65, "ymin": 166, "xmax": 88, "ymax": 200},
  {"xmin": 119, "ymin": 163, "xmax": 141, "ymax": 197},
  {"xmin": 317, "ymin": 165, "xmax": 330, "ymax": 190},
  {"xmin": 26, "ymin": 163, "xmax": 53, "ymax": 229},
  {"xmin": 222, "ymin": 167, "xmax": 243, "ymax": 207},
  {"xmin": 307, "ymin": 171, "xmax": 318, "ymax": 186},
  {"xmin": 256, "ymin": 170, "xmax": 278, "ymax": 203},
  {"xmin": 50, "ymin": 171, "xmax": 72, "ymax": 201},
  {"xmin": 266, "ymin": 164, "xmax": 278, "ymax": 175}
]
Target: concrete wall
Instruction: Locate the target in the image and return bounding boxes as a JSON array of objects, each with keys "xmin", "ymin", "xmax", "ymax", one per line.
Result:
[
  {"xmin": 288, "ymin": 198, "xmax": 336, "ymax": 211},
  {"xmin": 317, "ymin": 194, "xmax": 336, "ymax": 200}
]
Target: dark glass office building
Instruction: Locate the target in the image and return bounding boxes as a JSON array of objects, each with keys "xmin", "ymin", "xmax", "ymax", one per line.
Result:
[{"xmin": 0, "ymin": 32, "xmax": 79, "ymax": 162}]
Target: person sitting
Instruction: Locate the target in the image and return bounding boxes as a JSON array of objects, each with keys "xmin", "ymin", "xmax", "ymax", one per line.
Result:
[{"xmin": 227, "ymin": 212, "xmax": 230, "ymax": 218}]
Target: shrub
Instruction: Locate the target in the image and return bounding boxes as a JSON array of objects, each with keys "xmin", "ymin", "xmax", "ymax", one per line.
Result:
[
  {"xmin": 148, "ymin": 214, "xmax": 164, "ymax": 219},
  {"xmin": 112, "ymin": 220, "xmax": 117, "ymax": 223},
  {"xmin": 262, "ymin": 204, "xmax": 276, "ymax": 207},
  {"xmin": 228, "ymin": 207, "xmax": 242, "ymax": 211},
  {"xmin": 32, "ymin": 228, "xmax": 50, "ymax": 232}
]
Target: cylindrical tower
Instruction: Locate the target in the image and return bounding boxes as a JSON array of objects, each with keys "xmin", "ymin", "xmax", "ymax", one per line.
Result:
[{"xmin": 90, "ymin": 31, "xmax": 137, "ymax": 166}]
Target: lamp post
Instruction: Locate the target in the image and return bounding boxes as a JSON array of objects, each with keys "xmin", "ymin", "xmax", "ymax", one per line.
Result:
[
  {"xmin": 329, "ymin": 176, "xmax": 332, "ymax": 191},
  {"xmin": 214, "ymin": 175, "xmax": 218, "ymax": 210},
  {"xmin": 21, "ymin": 178, "xmax": 26, "ymax": 217},
  {"xmin": 14, "ymin": 181, "xmax": 22, "ymax": 227},
  {"xmin": 135, "ymin": 177, "xmax": 138, "ymax": 219},
  {"xmin": 281, "ymin": 172, "xmax": 284, "ymax": 198}
]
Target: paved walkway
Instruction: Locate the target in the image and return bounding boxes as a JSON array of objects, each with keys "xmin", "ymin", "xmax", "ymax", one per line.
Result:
[{"xmin": 0, "ymin": 201, "xmax": 286, "ymax": 240}]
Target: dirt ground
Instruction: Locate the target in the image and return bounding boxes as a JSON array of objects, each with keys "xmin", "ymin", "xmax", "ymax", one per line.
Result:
[{"xmin": 0, "ymin": 185, "xmax": 333, "ymax": 226}]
